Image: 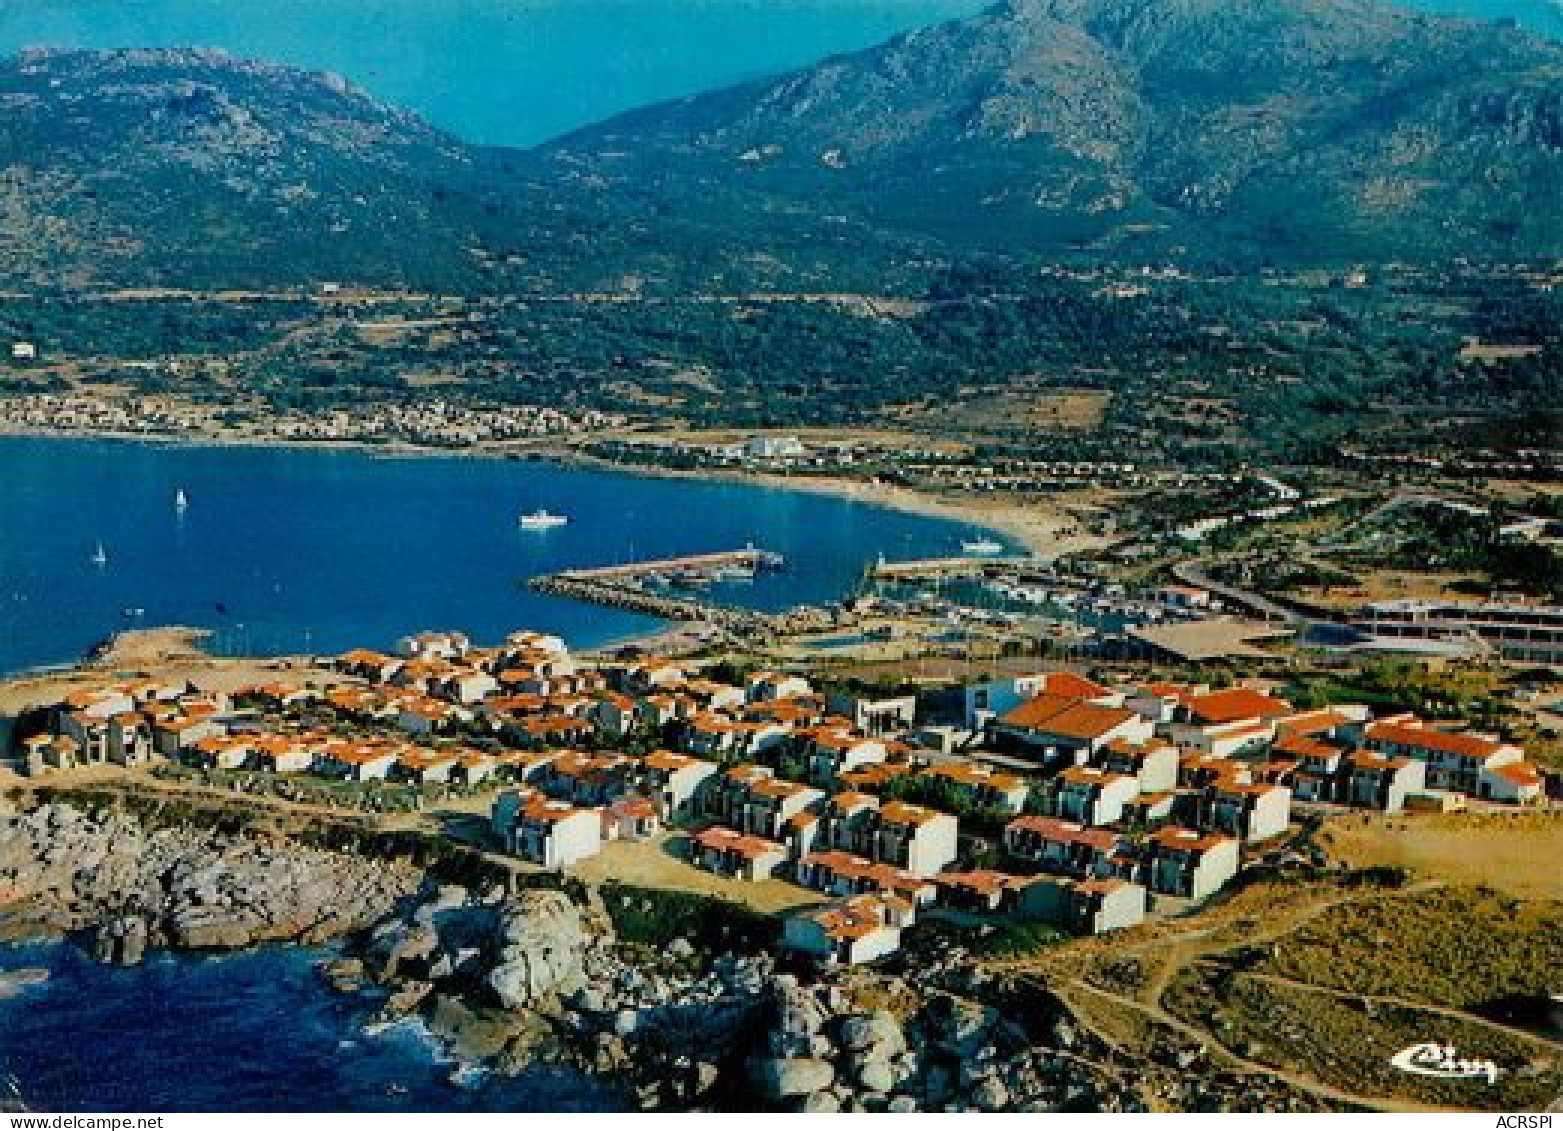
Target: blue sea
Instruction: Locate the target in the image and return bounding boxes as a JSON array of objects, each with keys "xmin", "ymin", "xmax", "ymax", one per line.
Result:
[
  {"xmin": 0, "ymin": 940, "xmax": 620, "ymax": 1112},
  {"xmin": 0, "ymin": 436, "xmax": 983, "ymax": 674}
]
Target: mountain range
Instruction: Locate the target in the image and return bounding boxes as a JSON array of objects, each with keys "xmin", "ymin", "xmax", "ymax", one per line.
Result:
[{"xmin": 1, "ymin": 0, "xmax": 1560, "ymax": 292}]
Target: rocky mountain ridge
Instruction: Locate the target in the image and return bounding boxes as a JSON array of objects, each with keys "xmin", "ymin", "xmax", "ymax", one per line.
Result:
[{"xmin": 1, "ymin": 0, "xmax": 1560, "ymax": 291}]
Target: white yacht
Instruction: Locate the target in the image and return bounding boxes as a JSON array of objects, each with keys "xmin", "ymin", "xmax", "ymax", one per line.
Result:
[
  {"xmin": 518, "ymin": 508, "xmax": 570, "ymax": 529},
  {"xmin": 174, "ymin": 488, "xmax": 189, "ymax": 511},
  {"xmin": 961, "ymin": 538, "xmax": 1005, "ymax": 556},
  {"xmin": 90, "ymin": 541, "xmax": 108, "ymax": 567}
]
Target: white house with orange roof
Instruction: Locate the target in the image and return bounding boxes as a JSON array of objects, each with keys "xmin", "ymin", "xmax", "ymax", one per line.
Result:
[
  {"xmin": 1344, "ymin": 749, "xmax": 1426, "ymax": 812},
  {"xmin": 1166, "ymin": 688, "xmax": 1294, "ymax": 755},
  {"xmin": 990, "ymin": 694, "xmax": 1153, "ymax": 765},
  {"xmin": 317, "ymin": 742, "xmax": 399, "ymax": 781},
  {"xmin": 1003, "ymin": 816, "xmax": 1124, "ymax": 879},
  {"xmin": 436, "ymin": 668, "xmax": 499, "ymax": 705},
  {"xmin": 783, "ymin": 894, "xmax": 914, "ymax": 965},
  {"xmin": 620, "ymin": 659, "xmax": 686, "ymax": 693},
  {"xmin": 190, "ymin": 733, "xmax": 253, "ymax": 771},
  {"xmin": 251, "ymin": 734, "xmax": 316, "ymax": 774},
  {"xmin": 1479, "ymin": 760, "xmax": 1545, "ymax": 805},
  {"xmin": 1140, "ymin": 827, "xmax": 1241, "ymax": 899},
  {"xmin": 395, "ymin": 696, "xmax": 467, "ymax": 737},
  {"xmin": 873, "ymin": 801, "xmax": 959, "ymax": 876},
  {"xmin": 690, "ymin": 826, "xmax": 789, "ymax": 880},
  {"xmin": 492, "ymin": 790, "xmax": 601, "ymax": 869},
  {"xmin": 794, "ymin": 850, "xmax": 937, "ymax": 906},
  {"xmin": 396, "ymin": 749, "xmax": 460, "ymax": 785},
  {"xmin": 1363, "ymin": 718, "xmax": 1526, "ymax": 797},
  {"xmin": 505, "ymin": 630, "xmax": 569, "ymax": 656},
  {"xmin": 1036, "ymin": 766, "xmax": 1140, "ymax": 827},
  {"xmin": 918, "ymin": 763, "xmax": 1031, "ymax": 813},
  {"xmin": 820, "ymin": 791, "xmax": 881, "ymax": 854},
  {"xmin": 106, "ymin": 713, "xmax": 153, "ymax": 767},
  {"xmin": 635, "ymin": 750, "xmax": 719, "ymax": 820},
  {"xmin": 396, "ymin": 630, "xmax": 471, "ymax": 661},
  {"xmin": 1192, "ymin": 779, "xmax": 1292, "ymax": 842},
  {"xmin": 150, "ymin": 713, "xmax": 225, "ymax": 758},
  {"xmin": 799, "ymin": 727, "xmax": 888, "ymax": 782},
  {"xmin": 1088, "ymin": 738, "xmax": 1180, "ymax": 794},
  {"xmin": 962, "ymin": 671, "xmax": 1113, "ymax": 730},
  {"xmin": 746, "ymin": 671, "xmax": 812, "ymax": 703},
  {"xmin": 335, "ymin": 649, "xmax": 402, "ymax": 684},
  {"xmin": 682, "ymin": 679, "xmax": 747, "ymax": 712},
  {"xmin": 454, "ymin": 751, "xmax": 499, "ymax": 787},
  {"xmin": 591, "ymin": 693, "xmax": 641, "ymax": 738},
  {"xmin": 603, "ymin": 794, "xmax": 661, "ymax": 842}
]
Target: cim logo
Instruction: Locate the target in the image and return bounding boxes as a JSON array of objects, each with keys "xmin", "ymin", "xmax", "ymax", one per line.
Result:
[{"xmin": 1390, "ymin": 1042, "xmax": 1500, "ymax": 1085}]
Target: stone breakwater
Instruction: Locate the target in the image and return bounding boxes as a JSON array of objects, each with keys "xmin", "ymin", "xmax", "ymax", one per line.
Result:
[{"xmin": 0, "ymin": 802, "xmax": 421, "ymax": 961}]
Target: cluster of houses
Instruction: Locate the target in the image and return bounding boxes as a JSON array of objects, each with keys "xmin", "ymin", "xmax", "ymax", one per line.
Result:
[
  {"xmin": 15, "ymin": 627, "xmax": 1551, "ymax": 967},
  {"xmin": 0, "ymin": 393, "xmax": 621, "ymax": 448}
]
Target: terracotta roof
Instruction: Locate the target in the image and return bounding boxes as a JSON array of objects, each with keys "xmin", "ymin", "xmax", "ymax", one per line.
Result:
[
  {"xmin": 1183, "ymin": 688, "xmax": 1293, "ymax": 725},
  {"xmin": 1037, "ymin": 671, "xmax": 1111, "ymax": 700},
  {"xmin": 1005, "ymin": 815, "xmax": 1121, "ymax": 852},
  {"xmin": 998, "ymin": 694, "xmax": 1136, "ymax": 741},
  {"xmin": 1488, "ymin": 761, "xmax": 1542, "ymax": 786},
  {"xmin": 1148, "ymin": 826, "xmax": 1235, "ymax": 853},
  {"xmin": 693, "ymin": 826, "xmax": 783, "ymax": 859},
  {"xmin": 1366, "ymin": 721, "xmax": 1509, "ymax": 760},
  {"xmin": 1272, "ymin": 731, "xmax": 1344, "ymax": 760},
  {"xmin": 878, "ymin": 801, "xmax": 948, "ymax": 828},
  {"xmin": 934, "ymin": 870, "xmax": 1018, "ymax": 897}
]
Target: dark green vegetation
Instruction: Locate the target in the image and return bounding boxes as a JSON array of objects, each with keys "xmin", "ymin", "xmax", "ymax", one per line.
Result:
[
  {"xmin": 599, "ymin": 882, "xmax": 779, "ymax": 956},
  {"xmin": 1341, "ymin": 501, "xmax": 1563, "ymax": 597},
  {"xmin": 0, "ymin": 0, "xmax": 1559, "ymax": 457},
  {"xmin": 4, "ymin": 260, "xmax": 1557, "ymax": 464}
]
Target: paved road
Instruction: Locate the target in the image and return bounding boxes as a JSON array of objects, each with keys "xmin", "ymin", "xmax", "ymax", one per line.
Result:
[{"xmin": 1171, "ymin": 560, "xmax": 1313, "ymax": 625}]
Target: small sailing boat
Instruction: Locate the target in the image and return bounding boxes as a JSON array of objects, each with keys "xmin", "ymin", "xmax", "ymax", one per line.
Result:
[
  {"xmin": 174, "ymin": 488, "xmax": 189, "ymax": 511},
  {"xmin": 90, "ymin": 540, "xmax": 108, "ymax": 567}
]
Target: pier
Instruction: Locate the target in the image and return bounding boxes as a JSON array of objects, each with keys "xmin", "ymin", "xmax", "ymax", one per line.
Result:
[
  {"xmin": 557, "ymin": 547, "xmax": 785, "ymax": 582},
  {"xmin": 528, "ymin": 547, "xmax": 843, "ymax": 638},
  {"xmin": 869, "ymin": 556, "xmax": 1030, "ymax": 581}
]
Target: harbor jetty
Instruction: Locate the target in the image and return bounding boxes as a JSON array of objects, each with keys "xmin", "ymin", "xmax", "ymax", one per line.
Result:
[{"xmin": 528, "ymin": 547, "xmax": 845, "ymax": 638}]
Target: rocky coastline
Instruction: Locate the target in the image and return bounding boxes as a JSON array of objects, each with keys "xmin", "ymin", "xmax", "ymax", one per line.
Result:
[{"xmin": 0, "ymin": 795, "xmax": 1180, "ymax": 1112}]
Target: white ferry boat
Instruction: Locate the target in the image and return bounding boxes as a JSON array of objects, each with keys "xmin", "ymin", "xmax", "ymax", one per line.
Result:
[{"xmin": 518, "ymin": 509, "xmax": 570, "ymax": 529}]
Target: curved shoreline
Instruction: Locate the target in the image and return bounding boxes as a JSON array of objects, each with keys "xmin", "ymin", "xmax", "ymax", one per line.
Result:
[{"xmin": 0, "ymin": 425, "xmax": 1079, "ymax": 558}]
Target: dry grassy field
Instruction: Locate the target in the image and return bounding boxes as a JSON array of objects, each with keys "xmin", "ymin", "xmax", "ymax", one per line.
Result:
[{"xmin": 1319, "ymin": 810, "xmax": 1563, "ymax": 901}]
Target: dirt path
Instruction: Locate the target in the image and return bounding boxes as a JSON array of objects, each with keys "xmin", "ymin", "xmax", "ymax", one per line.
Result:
[
  {"xmin": 1057, "ymin": 977, "xmax": 1450, "ymax": 1114},
  {"xmin": 987, "ymin": 879, "xmax": 1458, "ymax": 1112},
  {"xmin": 1229, "ymin": 969, "xmax": 1563, "ymax": 1052}
]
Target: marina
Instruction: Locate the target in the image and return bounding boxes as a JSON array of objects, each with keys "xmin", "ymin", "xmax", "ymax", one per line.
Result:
[{"xmin": 526, "ymin": 547, "xmax": 835, "ymax": 638}]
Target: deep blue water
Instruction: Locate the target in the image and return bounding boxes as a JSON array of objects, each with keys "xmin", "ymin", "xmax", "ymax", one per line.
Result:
[
  {"xmin": 0, "ymin": 436, "xmax": 983, "ymax": 673},
  {"xmin": 0, "ymin": 1, "xmax": 1554, "ymax": 148},
  {"xmin": 0, "ymin": 940, "xmax": 619, "ymax": 1112}
]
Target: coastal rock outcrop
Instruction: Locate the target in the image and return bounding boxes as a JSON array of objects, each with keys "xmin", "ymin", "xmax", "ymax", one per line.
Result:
[
  {"xmin": 0, "ymin": 802, "xmax": 419, "ymax": 954},
  {"xmin": 487, "ymin": 891, "xmax": 594, "ymax": 1010}
]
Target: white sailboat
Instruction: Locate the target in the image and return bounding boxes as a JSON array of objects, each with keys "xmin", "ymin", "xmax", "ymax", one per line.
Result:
[
  {"xmin": 174, "ymin": 488, "xmax": 189, "ymax": 511},
  {"xmin": 518, "ymin": 508, "xmax": 569, "ymax": 529},
  {"xmin": 90, "ymin": 541, "xmax": 108, "ymax": 567}
]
